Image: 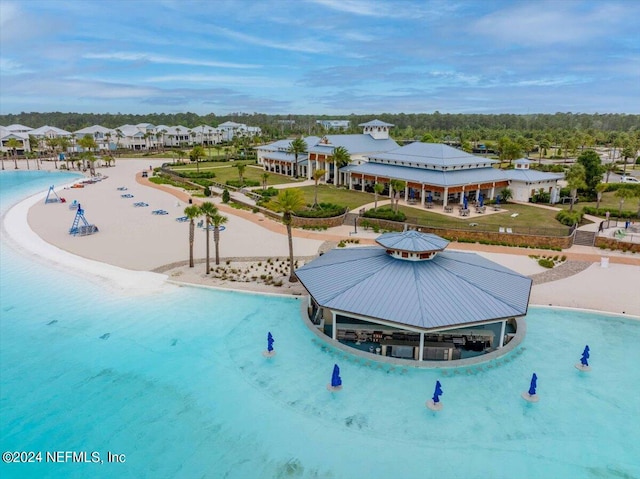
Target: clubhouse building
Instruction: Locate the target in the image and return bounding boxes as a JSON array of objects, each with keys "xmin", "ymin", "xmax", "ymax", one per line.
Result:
[
  {"xmin": 257, "ymin": 120, "xmax": 562, "ymax": 205},
  {"xmin": 296, "ymin": 230, "xmax": 533, "ymax": 362}
]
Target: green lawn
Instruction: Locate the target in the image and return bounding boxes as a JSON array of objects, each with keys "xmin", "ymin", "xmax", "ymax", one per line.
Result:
[
  {"xmin": 168, "ymin": 163, "xmax": 300, "ymax": 186},
  {"xmin": 295, "ymin": 185, "xmax": 378, "ymax": 210},
  {"xmin": 558, "ymin": 191, "xmax": 639, "ymax": 216},
  {"xmin": 393, "ymin": 202, "xmax": 570, "ymax": 236}
]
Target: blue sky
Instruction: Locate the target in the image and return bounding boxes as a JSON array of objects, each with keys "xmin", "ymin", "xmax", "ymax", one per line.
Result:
[{"xmin": 1, "ymin": 0, "xmax": 638, "ymax": 115}]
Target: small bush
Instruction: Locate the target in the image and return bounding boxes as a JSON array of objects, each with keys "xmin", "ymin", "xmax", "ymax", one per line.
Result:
[
  {"xmin": 538, "ymin": 258, "xmax": 555, "ymax": 268},
  {"xmin": 226, "ymin": 179, "xmax": 260, "ymax": 188},
  {"xmin": 222, "ymin": 188, "xmax": 230, "ymax": 203},
  {"xmin": 204, "ymin": 186, "xmax": 212, "ymax": 197}
]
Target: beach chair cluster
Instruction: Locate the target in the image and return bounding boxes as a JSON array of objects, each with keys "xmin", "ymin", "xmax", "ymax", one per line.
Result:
[
  {"xmin": 133, "ymin": 202, "xmax": 149, "ymax": 207},
  {"xmin": 152, "ymin": 209, "xmax": 169, "ymax": 215}
]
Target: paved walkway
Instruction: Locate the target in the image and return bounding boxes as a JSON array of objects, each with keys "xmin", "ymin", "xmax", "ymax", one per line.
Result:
[{"xmin": 138, "ymin": 174, "xmax": 640, "ymax": 267}]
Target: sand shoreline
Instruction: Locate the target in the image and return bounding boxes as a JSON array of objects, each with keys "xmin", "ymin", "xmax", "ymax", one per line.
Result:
[{"xmin": 3, "ymin": 159, "xmax": 639, "ymax": 316}]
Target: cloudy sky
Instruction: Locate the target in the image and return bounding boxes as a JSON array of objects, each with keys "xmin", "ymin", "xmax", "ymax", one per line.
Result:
[{"xmin": 1, "ymin": 0, "xmax": 638, "ymax": 115}]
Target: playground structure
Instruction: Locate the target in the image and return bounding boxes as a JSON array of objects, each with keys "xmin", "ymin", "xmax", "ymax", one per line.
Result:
[
  {"xmin": 45, "ymin": 186, "xmax": 66, "ymax": 204},
  {"xmin": 69, "ymin": 204, "xmax": 99, "ymax": 236}
]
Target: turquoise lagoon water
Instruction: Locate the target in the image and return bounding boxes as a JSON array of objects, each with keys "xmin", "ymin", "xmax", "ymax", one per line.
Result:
[{"xmin": 1, "ymin": 171, "xmax": 639, "ymax": 479}]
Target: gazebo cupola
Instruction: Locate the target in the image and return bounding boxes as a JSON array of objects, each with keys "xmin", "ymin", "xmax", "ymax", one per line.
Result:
[{"xmin": 375, "ymin": 230, "xmax": 449, "ymax": 261}]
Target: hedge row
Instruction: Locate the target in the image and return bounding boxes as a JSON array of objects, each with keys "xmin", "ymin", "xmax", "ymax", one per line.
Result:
[
  {"xmin": 176, "ymin": 171, "xmax": 217, "ymax": 179},
  {"xmin": 582, "ymin": 206, "xmax": 637, "ymax": 219},
  {"xmin": 294, "ymin": 203, "xmax": 346, "ymax": 218},
  {"xmin": 603, "ymin": 183, "xmax": 640, "ymax": 193},
  {"xmin": 226, "ymin": 179, "xmax": 260, "ymax": 188}
]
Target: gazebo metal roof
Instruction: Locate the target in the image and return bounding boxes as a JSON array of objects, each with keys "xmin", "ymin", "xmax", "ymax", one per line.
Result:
[
  {"xmin": 376, "ymin": 230, "xmax": 449, "ymax": 253},
  {"xmin": 296, "ymin": 235, "xmax": 532, "ymax": 331}
]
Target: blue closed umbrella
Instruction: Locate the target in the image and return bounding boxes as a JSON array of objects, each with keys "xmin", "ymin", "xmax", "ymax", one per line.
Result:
[
  {"xmin": 528, "ymin": 373, "xmax": 538, "ymax": 396},
  {"xmin": 463, "ymin": 196, "xmax": 468, "ymax": 209},
  {"xmin": 432, "ymin": 380, "xmax": 443, "ymax": 404},
  {"xmin": 331, "ymin": 364, "xmax": 342, "ymax": 388},
  {"xmin": 580, "ymin": 345, "xmax": 590, "ymax": 366},
  {"xmin": 427, "ymin": 193, "xmax": 433, "ymax": 203},
  {"xmin": 479, "ymin": 194, "xmax": 484, "ymax": 207},
  {"xmin": 267, "ymin": 332, "xmax": 274, "ymax": 353},
  {"xmin": 496, "ymin": 195, "xmax": 501, "ymax": 206}
]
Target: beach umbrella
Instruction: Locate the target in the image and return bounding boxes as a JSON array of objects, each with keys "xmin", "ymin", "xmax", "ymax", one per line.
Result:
[
  {"xmin": 432, "ymin": 380, "xmax": 443, "ymax": 404},
  {"xmin": 479, "ymin": 194, "xmax": 484, "ymax": 207},
  {"xmin": 427, "ymin": 193, "xmax": 432, "ymax": 203},
  {"xmin": 267, "ymin": 332, "xmax": 274, "ymax": 353},
  {"xmin": 528, "ymin": 373, "xmax": 538, "ymax": 396},
  {"xmin": 331, "ymin": 364, "xmax": 342, "ymax": 388},
  {"xmin": 463, "ymin": 196, "xmax": 468, "ymax": 209},
  {"xmin": 496, "ymin": 195, "xmax": 500, "ymax": 206},
  {"xmin": 580, "ymin": 345, "xmax": 590, "ymax": 366}
]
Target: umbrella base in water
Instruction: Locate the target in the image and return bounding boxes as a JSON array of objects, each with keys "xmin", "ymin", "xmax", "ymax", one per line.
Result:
[
  {"xmin": 326, "ymin": 384, "xmax": 342, "ymax": 392},
  {"xmin": 574, "ymin": 363, "xmax": 591, "ymax": 372},
  {"xmin": 262, "ymin": 350, "xmax": 276, "ymax": 358},
  {"xmin": 426, "ymin": 400, "xmax": 443, "ymax": 411},
  {"xmin": 521, "ymin": 392, "xmax": 539, "ymax": 402}
]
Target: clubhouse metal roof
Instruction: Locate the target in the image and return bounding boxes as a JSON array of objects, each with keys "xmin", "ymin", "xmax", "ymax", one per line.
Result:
[
  {"xmin": 370, "ymin": 142, "xmax": 498, "ymax": 168},
  {"xmin": 296, "ymin": 237, "xmax": 532, "ymax": 331},
  {"xmin": 344, "ymin": 162, "xmax": 509, "ymax": 187},
  {"xmin": 308, "ymin": 134, "xmax": 398, "ymax": 155}
]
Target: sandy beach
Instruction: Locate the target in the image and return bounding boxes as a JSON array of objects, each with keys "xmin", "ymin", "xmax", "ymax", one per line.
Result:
[{"xmin": 5, "ymin": 159, "xmax": 640, "ymax": 316}]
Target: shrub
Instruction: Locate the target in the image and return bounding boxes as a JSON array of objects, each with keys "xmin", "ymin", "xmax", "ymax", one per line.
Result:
[
  {"xmin": 204, "ymin": 186, "xmax": 212, "ymax": 197},
  {"xmin": 175, "ymin": 171, "xmax": 217, "ymax": 179},
  {"xmin": 226, "ymin": 179, "xmax": 260, "ymax": 188},
  {"xmin": 294, "ymin": 203, "xmax": 346, "ymax": 218},
  {"xmin": 363, "ymin": 207, "xmax": 407, "ymax": 222},
  {"xmin": 260, "ymin": 187, "xmax": 279, "ymax": 198},
  {"xmin": 222, "ymin": 188, "xmax": 230, "ymax": 203},
  {"xmin": 538, "ymin": 258, "xmax": 555, "ymax": 268},
  {"xmin": 582, "ymin": 206, "xmax": 635, "ymax": 219},
  {"xmin": 556, "ymin": 209, "xmax": 582, "ymax": 226}
]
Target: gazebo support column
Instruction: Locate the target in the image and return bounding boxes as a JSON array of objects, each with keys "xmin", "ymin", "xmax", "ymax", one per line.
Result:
[
  {"xmin": 490, "ymin": 182, "xmax": 496, "ymax": 200},
  {"xmin": 349, "ymin": 174, "xmax": 353, "ymax": 190},
  {"xmin": 443, "ymin": 187, "xmax": 449, "ymax": 207},
  {"xmin": 332, "ymin": 311, "xmax": 337, "ymax": 341},
  {"xmin": 419, "ymin": 332, "xmax": 424, "ymax": 361},
  {"xmin": 421, "ymin": 185, "xmax": 425, "ymax": 206},
  {"xmin": 499, "ymin": 320, "xmax": 506, "ymax": 348}
]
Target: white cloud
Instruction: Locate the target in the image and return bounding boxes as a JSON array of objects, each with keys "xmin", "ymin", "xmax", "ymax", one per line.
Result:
[
  {"xmin": 0, "ymin": 57, "xmax": 32, "ymax": 74},
  {"xmin": 212, "ymin": 26, "xmax": 331, "ymax": 54},
  {"xmin": 83, "ymin": 52, "xmax": 259, "ymax": 69},
  {"xmin": 142, "ymin": 74, "xmax": 293, "ymax": 88}
]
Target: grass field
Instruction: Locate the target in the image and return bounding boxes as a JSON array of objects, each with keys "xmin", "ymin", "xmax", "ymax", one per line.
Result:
[
  {"xmin": 168, "ymin": 163, "xmax": 300, "ymax": 186},
  {"xmin": 295, "ymin": 185, "xmax": 377, "ymax": 210}
]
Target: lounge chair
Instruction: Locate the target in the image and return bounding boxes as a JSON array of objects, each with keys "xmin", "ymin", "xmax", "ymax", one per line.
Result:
[
  {"xmin": 175, "ymin": 216, "xmax": 189, "ymax": 222},
  {"xmin": 117, "ymin": 186, "xmax": 128, "ymax": 191},
  {"xmin": 121, "ymin": 194, "xmax": 134, "ymax": 198},
  {"xmin": 133, "ymin": 202, "xmax": 149, "ymax": 207},
  {"xmin": 506, "ymin": 228, "xmax": 513, "ymax": 234},
  {"xmin": 499, "ymin": 227, "xmax": 506, "ymax": 233},
  {"xmin": 152, "ymin": 209, "xmax": 168, "ymax": 215}
]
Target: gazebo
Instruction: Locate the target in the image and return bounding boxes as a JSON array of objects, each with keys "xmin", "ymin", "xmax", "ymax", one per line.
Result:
[{"xmin": 296, "ymin": 230, "xmax": 532, "ymax": 361}]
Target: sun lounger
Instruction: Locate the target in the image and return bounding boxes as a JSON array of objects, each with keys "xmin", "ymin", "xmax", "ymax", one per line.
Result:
[
  {"xmin": 175, "ymin": 216, "xmax": 189, "ymax": 222},
  {"xmin": 152, "ymin": 209, "xmax": 168, "ymax": 215},
  {"xmin": 510, "ymin": 213, "xmax": 519, "ymax": 218},
  {"xmin": 506, "ymin": 228, "xmax": 513, "ymax": 234},
  {"xmin": 117, "ymin": 186, "xmax": 128, "ymax": 191},
  {"xmin": 499, "ymin": 227, "xmax": 505, "ymax": 233},
  {"xmin": 121, "ymin": 194, "xmax": 134, "ymax": 198},
  {"xmin": 133, "ymin": 202, "xmax": 149, "ymax": 207}
]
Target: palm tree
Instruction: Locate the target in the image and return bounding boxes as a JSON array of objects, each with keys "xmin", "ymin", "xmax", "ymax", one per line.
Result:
[
  {"xmin": 273, "ymin": 189, "xmax": 306, "ymax": 282},
  {"xmin": 538, "ymin": 138, "xmax": 551, "ymax": 165},
  {"xmin": 6, "ymin": 138, "xmax": 21, "ymax": 169},
  {"xmin": 565, "ymin": 163, "xmax": 586, "ymax": 212},
  {"xmin": 615, "ymin": 187, "xmax": 635, "ymax": 218},
  {"xmin": 312, "ymin": 169, "xmax": 326, "ymax": 207},
  {"xmin": 373, "ymin": 183, "xmax": 385, "ymax": 210},
  {"xmin": 287, "ymin": 137, "xmax": 307, "ymax": 178},
  {"xmin": 261, "ymin": 172, "xmax": 270, "ymax": 190},
  {"xmin": 1, "ymin": 150, "xmax": 6, "ymax": 170},
  {"xmin": 330, "ymin": 145, "xmax": 351, "ymax": 185},
  {"xmin": 237, "ymin": 164, "xmax": 246, "ymax": 185},
  {"xmin": 390, "ymin": 179, "xmax": 406, "ymax": 213},
  {"xmin": 211, "ymin": 212, "xmax": 228, "ymax": 265},
  {"xmin": 199, "ymin": 202, "xmax": 218, "ymax": 274},
  {"xmin": 190, "ymin": 145, "xmax": 205, "ymax": 174},
  {"xmin": 184, "ymin": 205, "xmax": 201, "ymax": 268},
  {"xmin": 595, "ymin": 182, "xmax": 607, "ymax": 210}
]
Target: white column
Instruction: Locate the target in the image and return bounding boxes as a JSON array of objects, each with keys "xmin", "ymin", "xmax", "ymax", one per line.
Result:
[
  {"xmin": 421, "ymin": 185, "xmax": 425, "ymax": 206},
  {"xmin": 443, "ymin": 187, "xmax": 449, "ymax": 207},
  {"xmin": 332, "ymin": 160, "xmax": 337, "ymax": 184},
  {"xmin": 307, "ymin": 156, "xmax": 312, "ymax": 180},
  {"xmin": 460, "ymin": 186, "xmax": 465, "ymax": 205},
  {"xmin": 349, "ymin": 174, "xmax": 353, "ymax": 190},
  {"xmin": 332, "ymin": 311, "xmax": 337, "ymax": 341},
  {"xmin": 361, "ymin": 176, "xmax": 365, "ymax": 192},
  {"xmin": 419, "ymin": 332, "xmax": 424, "ymax": 361},
  {"xmin": 404, "ymin": 186, "xmax": 408, "ymax": 202},
  {"xmin": 490, "ymin": 182, "xmax": 496, "ymax": 200},
  {"xmin": 499, "ymin": 320, "xmax": 506, "ymax": 348}
]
